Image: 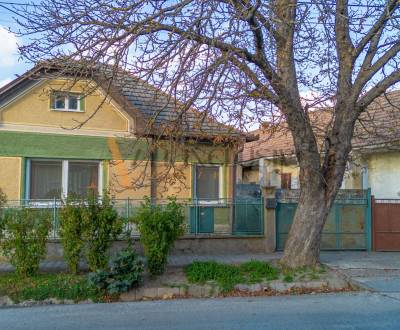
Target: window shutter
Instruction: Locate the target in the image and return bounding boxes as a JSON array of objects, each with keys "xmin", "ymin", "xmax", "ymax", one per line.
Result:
[{"xmin": 79, "ymin": 96, "xmax": 85, "ymax": 111}]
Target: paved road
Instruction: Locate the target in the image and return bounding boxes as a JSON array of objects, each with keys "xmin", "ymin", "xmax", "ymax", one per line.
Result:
[{"xmin": 1, "ymin": 292, "xmax": 400, "ymax": 329}]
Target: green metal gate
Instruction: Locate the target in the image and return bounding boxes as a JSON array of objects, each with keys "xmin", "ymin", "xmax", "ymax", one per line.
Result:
[
  {"xmin": 276, "ymin": 189, "xmax": 372, "ymax": 251},
  {"xmin": 233, "ymin": 198, "xmax": 264, "ymax": 235}
]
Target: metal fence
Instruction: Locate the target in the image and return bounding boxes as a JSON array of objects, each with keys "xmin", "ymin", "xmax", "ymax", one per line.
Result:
[
  {"xmin": 2, "ymin": 197, "xmax": 264, "ymax": 239},
  {"xmin": 275, "ymin": 189, "xmax": 372, "ymax": 251}
]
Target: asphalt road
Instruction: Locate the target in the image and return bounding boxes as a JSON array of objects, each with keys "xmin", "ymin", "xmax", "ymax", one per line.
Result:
[{"xmin": 1, "ymin": 292, "xmax": 400, "ymax": 330}]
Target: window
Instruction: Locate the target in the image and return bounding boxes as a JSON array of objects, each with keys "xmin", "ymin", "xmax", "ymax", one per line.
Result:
[
  {"xmin": 30, "ymin": 160, "xmax": 62, "ymax": 199},
  {"xmin": 28, "ymin": 160, "xmax": 101, "ymax": 199},
  {"xmin": 281, "ymin": 173, "xmax": 292, "ymax": 190},
  {"xmin": 195, "ymin": 165, "xmax": 220, "ymax": 201},
  {"xmin": 51, "ymin": 92, "xmax": 83, "ymax": 112},
  {"xmin": 68, "ymin": 162, "xmax": 99, "ymax": 197}
]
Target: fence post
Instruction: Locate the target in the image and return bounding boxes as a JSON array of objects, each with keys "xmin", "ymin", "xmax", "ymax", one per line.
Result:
[
  {"xmin": 127, "ymin": 197, "xmax": 130, "ymax": 219},
  {"xmin": 366, "ymin": 188, "xmax": 372, "ymax": 252},
  {"xmin": 53, "ymin": 197, "xmax": 57, "ymax": 240},
  {"xmin": 262, "ymin": 186, "xmax": 276, "ymax": 252}
]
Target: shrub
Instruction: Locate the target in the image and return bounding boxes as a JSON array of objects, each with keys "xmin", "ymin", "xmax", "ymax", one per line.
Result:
[
  {"xmin": 0, "ymin": 188, "xmax": 6, "ymax": 209},
  {"xmin": 87, "ymin": 244, "xmax": 143, "ymax": 295},
  {"xmin": 59, "ymin": 196, "xmax": 86, "ymax": 274},
  {"xmin": 82, "ymin": 192, "xmax": 123, "ymax": 271},
  {"xmin": 132, "ymin": 197, "xmax": 185, "ymax": 276},
  {"xmin": 0, "ymin": 208, "xmax": 51, "ymax": 277},
  {"xmin": 0, "ymin": 188, "xmax": 7, "ymax": 230}
]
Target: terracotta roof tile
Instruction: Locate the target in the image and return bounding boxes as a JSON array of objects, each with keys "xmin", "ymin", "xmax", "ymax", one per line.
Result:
[{"xmin": 240, "ymin": 92, "xmax": 400, "ymax": 162}]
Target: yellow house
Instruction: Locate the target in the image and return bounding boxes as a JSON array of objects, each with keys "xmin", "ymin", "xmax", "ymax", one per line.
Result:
[
  {"xmin": 239, "ymin": 91, "xmax": 400, "ymax": 199},
  {"xmin": 0, "ymin": 62, "xmax": 239, "ymax": 208}
]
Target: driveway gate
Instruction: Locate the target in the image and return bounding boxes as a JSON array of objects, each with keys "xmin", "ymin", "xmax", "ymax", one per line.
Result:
[
  {"xmin": 276, "ymin": 189, "xmax": 372, "ymax": 251},
  {"xmin": 373, "ymin": 199, "xmax": 400, "ymax": 251}
]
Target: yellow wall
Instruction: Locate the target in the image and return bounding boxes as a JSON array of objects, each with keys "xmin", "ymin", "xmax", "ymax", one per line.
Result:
[
  {"xmin": 155, "ymin": 162, "xmax": 192, "ymax": 199},
  {"xmin": 0, "ymin": 79, "xmax": 129, "ymax": 133},
  {"xmin": 108, "ymin": 160, "xmax": 151, "ymax": 199},
  {"xmin": 366, "ymin": 152, "xmax": 400, "ymax": 198},
  {"xmin": 0, "ymin": 157, "xmax": 21, "ymax": 200},
  {"xmin": 265, "ymin": 160, "xmax": 300, "ymax": 188}
]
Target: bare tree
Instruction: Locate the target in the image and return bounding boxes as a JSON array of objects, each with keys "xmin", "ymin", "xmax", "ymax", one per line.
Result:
[{"xmin": 8, "ymin": 0, "xmax": 400, "ymax": 267}]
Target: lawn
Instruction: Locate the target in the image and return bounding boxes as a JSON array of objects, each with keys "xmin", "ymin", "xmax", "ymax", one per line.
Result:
[
  {"xmin": 184, "ymin": 260, "xmax": 327, "ymax": 293},
  {"xmin": 185, "ymin": 260, "xmax": 279, "ymax": 292},
  {"xmin": 0, "ymin": 273, "xmax": 104, "ymax": 303}
]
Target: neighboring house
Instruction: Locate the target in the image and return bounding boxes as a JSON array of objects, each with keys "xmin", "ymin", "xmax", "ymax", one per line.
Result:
[
  {"xmin": 0, "ymin": 62, "xmax": 239, "ymax": 205},
  {"xmin": 239, "ymin": 91, "xmax": 400, "ymax": 199}
]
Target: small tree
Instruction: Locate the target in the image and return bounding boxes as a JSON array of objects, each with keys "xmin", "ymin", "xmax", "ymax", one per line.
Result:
[
  {"xmin": 132, "ymin": 197, "xmax": 185, "ymax": 276},
  {"xmin": 59, "ymin": 196, "xmax": 86, "ymax": 274},
  {"xmin": 0, "ymin": 208, "xmax": 51, "ymax": 276},
  {"xmin": 82, "ymin": 192, "xmax": 123, "ymax": 271}
]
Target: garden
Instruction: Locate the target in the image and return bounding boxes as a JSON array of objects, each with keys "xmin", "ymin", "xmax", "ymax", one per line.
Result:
[{"xmin": 0, "ymin": 189, "xmax": 354, "ymax": 307}]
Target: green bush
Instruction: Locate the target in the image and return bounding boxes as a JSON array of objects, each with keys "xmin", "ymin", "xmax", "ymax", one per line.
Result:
[
  {"xmin": 59, "ymin": 196, "xmax": 86, "ymax": 274},
  {"xmin": 87, "ymin": 244, "xmax": 143, "ymax": 295},
  {"xmin": 0, "ymin": 208, "xmax": 51, "ymax": 277},
  {"xmin": 0, "ymin": 188, "xmax": 6, "ymax": 209},
  {"xmin": 132, "ymin": 197, "xmax": 185, "ymax": 276},
  {"xmin": 82, "ymin": 193, "xmax": 123, "ymax": 271},
  {"xmin": 0, "ymin": 188, "xmax": 6, "ymax": 227}
]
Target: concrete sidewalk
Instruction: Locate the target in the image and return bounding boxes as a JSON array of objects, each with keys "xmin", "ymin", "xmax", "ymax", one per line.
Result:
[{"xmin": 321, "ymin": 251, "xmax": 400, "ymax": 297}]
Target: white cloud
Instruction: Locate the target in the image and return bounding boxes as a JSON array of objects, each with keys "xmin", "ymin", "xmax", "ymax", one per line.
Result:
[
  {"xmin": 0, "ymin": 78, "xmax": 12, "ymax": 87},
  {"xmin": 0, "ymin": 27, "xmax": 18, "ymax": 67}
]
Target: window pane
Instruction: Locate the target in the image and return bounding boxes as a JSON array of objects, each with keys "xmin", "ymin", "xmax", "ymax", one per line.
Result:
[
  {"xmin": 196, "ymin": 166, "xmax": 219, "ymax": 200},
  {"xmin": 68, "ymin": 95, "xmax": 78, "ymax": 110},
  {"xmin": 68, "ymin": 162, "xmax": 99, "ymax": 197},
  {"xmin": 30, "ymin": 160, "xmax": 62, "ymax": 199},
  {"xmin": 54, "ymin": 94, "xmax": 65, "ymax": 109}
]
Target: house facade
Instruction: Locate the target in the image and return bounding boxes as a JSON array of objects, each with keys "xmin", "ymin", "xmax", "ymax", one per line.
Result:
[
  {"xmin": 239, "ymin": 91, "xmax": 400, "ymax": 199},
  {"xmin": 0, "ymin": 63, "xmax": 237, "ymax": 205}
]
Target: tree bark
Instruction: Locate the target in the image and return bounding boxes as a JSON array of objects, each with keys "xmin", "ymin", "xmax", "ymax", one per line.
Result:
[
  {"xmin": 280, "ymin": 183, "xmax": 331, "ymax": 268},
  {"xmin": 281, "ymin": 103, "xmax": 356, "ymax": 268}
]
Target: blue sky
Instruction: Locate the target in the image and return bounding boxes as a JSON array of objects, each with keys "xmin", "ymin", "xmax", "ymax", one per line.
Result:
[{"xmin": 0, "ymin": 1, "xmax": 34, "ymax": 87}]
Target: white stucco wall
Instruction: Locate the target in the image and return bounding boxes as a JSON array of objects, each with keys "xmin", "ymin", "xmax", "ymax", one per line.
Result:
[{"xmin": 367, "ymin": 152, "xmax": 400, "ymax": 198}]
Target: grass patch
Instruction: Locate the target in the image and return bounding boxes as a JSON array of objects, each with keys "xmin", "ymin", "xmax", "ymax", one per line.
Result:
[
  {"xmin": 0, "ymin": 273, "xmax": 104, "ymax": 303},
  {"xmin": 240, "ymin": 260, "xmax": 279, "ymax": 283},
  {"xmin": 283, "ymin": 274, "xmax": 294, "ymax": 283},
  {"xmin": 185, "ymin": 260, "xmax": 279, "ymax": 293},
  {"xmin": 185, "ymin": 261, "xmax": 243, "ymax": 292}
]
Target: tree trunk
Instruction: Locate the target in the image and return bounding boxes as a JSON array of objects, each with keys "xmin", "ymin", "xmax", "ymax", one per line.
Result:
[
  {"xmin": 281, "ymin": 115, "xmax": 353, "ymax": 268},
  {"xmin": 280, "ymin": 187, "xmax": 332, "ymax": 268}
]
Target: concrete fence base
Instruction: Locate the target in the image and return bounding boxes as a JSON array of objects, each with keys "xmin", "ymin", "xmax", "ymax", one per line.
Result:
[{"xmin": 46, "ymin": 235, "xmax": 273, "ymax": 260}]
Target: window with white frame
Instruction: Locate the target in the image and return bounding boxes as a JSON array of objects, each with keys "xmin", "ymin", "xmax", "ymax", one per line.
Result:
[
  {"xmin": 51, "ymin": 92, "xmax": 83, "ymax": 112},
  {"xmin": 195, "ymin": 165, "xmax": 221, "ymax": 201},
  {"xmin": 28, "ymin": 159, "xmax": 101, "ymax": 199}
]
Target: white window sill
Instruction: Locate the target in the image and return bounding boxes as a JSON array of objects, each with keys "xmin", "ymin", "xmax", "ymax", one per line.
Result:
[{"xmin": 50, "ymin": 108, "xmax": 84, "ymax": 113}]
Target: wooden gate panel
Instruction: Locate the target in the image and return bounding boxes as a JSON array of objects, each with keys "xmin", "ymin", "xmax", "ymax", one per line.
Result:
[{"xmin": 373, "ymin": 199, "xmax": 400, "ymax": 251}]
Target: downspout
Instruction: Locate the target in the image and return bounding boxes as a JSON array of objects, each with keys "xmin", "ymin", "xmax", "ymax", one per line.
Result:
[{"xmin": 150, "ymin": 137, "xmax": 157, "ymax": 204}]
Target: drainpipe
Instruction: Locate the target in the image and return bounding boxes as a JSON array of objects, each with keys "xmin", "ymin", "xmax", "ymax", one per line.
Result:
[{"xmin": 150, "ymin": 138, "xmax": 157, "ymax": 204}]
